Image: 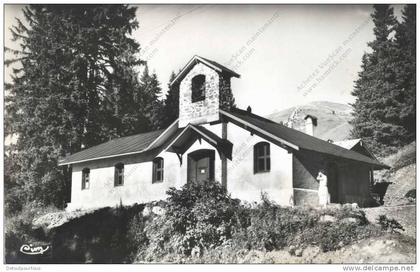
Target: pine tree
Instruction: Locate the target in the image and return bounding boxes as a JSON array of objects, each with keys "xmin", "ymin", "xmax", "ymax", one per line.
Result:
[
  {"xmin": 219, "ymin": 77, "xmax": 236, "ymax": 110},
  {"xmin": 138, "ymin": 66, "xmax": 164, "ymax": 130},
  {"xmin": 350, "ymin": 4, "xmax": 414, "ymax": 155},
  {"xmin": 5, "ymin": 5, "xmax": 145, "ymax": 207},
  {"xmin": 394, "ymin": 4, "xmax": 416, "ymax": 143},
  {"xmin": 162, "ymin": 71, "xmax": 179, "ymax": 127}
]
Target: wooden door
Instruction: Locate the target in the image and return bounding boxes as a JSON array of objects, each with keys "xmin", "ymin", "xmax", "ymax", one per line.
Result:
[
  {"xmin": 196, "ymin": 157, "xmax": 210, "ymax": 184},
  {"xmin": 187, "ymin": 149, "xmax": 215, "ymax": 184}
]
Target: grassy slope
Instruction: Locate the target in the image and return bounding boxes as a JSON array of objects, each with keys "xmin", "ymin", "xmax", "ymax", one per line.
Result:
[{"xmin": 266, "ymin": 101, "xmax": 353, "ymax": 141}]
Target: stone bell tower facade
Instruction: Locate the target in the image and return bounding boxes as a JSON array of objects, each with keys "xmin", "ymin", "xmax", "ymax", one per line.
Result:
[{"xmin": 171, "ymin": 56, "xmax": 240, "ymax": 128}]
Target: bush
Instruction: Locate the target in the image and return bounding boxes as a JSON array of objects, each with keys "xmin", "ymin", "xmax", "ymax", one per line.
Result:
[
  {"xmin": 377, "ymin": 215, "xmax": 405, "ymax": 233},
  {"xmin": 131, "ymin": 185, "xmax": 387, "ymax": 262},
  {"xmin": 237, "ymin": 204, "xmax": 319, "ymax": 251},
  {"xmin": 299, "ymin": 221, "xmax": 382, "ymax": 252},
  {"xmin": 135, "ymin": 181, "xmax": 242, "ymax": 261},
  {"xmin": 405, "ymin": 189, "xmax": 416, "ymax": 199}
]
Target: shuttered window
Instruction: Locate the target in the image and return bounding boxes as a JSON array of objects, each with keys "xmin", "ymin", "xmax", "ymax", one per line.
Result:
[{"xmin": 254, "ymin": 142, "xmax": 270, "ymax": 173}]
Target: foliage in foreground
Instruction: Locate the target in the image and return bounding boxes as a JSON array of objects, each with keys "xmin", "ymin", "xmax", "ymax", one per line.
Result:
[
  {"xmin": 377, "ymin": 215, "xmax": 405, "ymax": 234},
  {"xmin": 130, "ymin": 182, "xmax": 385, "ymax": 263},
  {"xmin": 6, "ymin": 182, "xmax": 405, "ymax": 264}
]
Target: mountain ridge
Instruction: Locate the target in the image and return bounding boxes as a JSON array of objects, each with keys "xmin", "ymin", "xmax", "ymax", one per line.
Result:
[{"xmin": 266, "ymin": 101, "xmax": 354, "ymax": 141}]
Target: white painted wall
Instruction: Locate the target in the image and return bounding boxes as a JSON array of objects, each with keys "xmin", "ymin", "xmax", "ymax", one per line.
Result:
[
  {"xmin": 68, "ymin": 151, "xmax": 182, "ymax": 211},
  {"xmin": 67, "ymin": 121, "xmax": 294, "ymax": 210},
  {"xmin": 226, "ymin": 122, "xmax": 294, "ymax": 205}
]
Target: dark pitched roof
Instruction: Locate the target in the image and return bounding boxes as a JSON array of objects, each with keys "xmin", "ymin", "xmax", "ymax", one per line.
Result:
[
  {"xmin": 170, "ymin": 55, "xmax": 240, "ymax": 86},
  {"xmin": 59, "ymin": 106, "xmax": 389, "ymax": 170},
  {"xmin": 198, "ymin": 56, "xmax": 241, "ymax": 78},
  {"xmin": 221, "ymin": 108, "xmax": 389, "ymax": 170},
  {"xmin": 165, "ymin": 124, "xmax": 233, "ymax": 160},
  {"xmin": 58, "ymin": 130, "xmax": 165, "ymax": 165}
]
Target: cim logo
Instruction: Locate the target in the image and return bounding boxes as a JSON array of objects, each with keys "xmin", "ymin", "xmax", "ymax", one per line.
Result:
[{"xmin": 20, "ymin": 244, "xmax": 50, "ymax": 255}]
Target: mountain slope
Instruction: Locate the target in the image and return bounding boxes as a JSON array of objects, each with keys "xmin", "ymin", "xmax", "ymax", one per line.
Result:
[{"xmin": 266, "ymin": 101, "xmax": 354, "ymax": 141}]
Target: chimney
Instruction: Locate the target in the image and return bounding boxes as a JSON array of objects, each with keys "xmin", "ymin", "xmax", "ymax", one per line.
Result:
[{"xmin": 304, "ymin": 115, "xmax": 318, "ymax": 136}]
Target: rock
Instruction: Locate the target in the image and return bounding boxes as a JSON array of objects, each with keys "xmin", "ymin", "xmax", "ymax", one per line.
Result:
[
  {"xmin": 341, "ymin": 217, "xmax": 358, "ymax": 224},
  {"xmin": 142, "ymin": 206, "xmax": 151, "ymax": 217},
  {"xmin": 385, "ymin": 240, "xmax": 395, "ymax": 247},
  {"xmin": 152, "ymin": 206, "xmax": 165, "ymax": 215},
  {"xmin": 320, "ymin": 215, "xmax": 337, "ymax": 222},
  {"xmin": 328, "ymin": 203, "xmax": 342, "ymax": 209},
  {"xmin": 288, "ymin": 245, "xmax": 296, "ymax": 255},
  {"xmin": 295, "ymin": 248, "xmax": 303, "ymax": 257},
  {"xmin": 343, "ymin": 203, "xmax": 352, "ymax": 209},
  {"xmin": 343, "ymin": 203, "xmax": 359, "ymax": 209},
  {"xmin": 191, "ymin": 246, "xmax": 201, "ymax": 258}
]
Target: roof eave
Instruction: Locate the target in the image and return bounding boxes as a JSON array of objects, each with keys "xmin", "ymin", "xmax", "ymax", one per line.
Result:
[{"xmin": 170, "ymin": 55, "xmax": 240, "ymax": 86}]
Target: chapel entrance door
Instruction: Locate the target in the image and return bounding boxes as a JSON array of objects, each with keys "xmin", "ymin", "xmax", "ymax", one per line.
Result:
[{"xmin": 187, "ymin": 149, "xmax": 215, "ymax": 184}]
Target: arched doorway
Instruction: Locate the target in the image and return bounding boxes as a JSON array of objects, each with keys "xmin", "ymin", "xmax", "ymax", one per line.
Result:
[{"xmin": 187, "ymin": 149, "xmax": 215, "ymax": 184}]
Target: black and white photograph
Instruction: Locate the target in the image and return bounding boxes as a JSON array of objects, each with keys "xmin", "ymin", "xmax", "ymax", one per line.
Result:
[{"xmin": 2, "ymin": 2, "xmax": 417, "ymax": 270}]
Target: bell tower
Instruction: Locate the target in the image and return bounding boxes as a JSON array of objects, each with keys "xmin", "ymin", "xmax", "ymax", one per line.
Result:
[{"xmin": 170, "ymin": 56, "xmax": 240, "ymax": 128}]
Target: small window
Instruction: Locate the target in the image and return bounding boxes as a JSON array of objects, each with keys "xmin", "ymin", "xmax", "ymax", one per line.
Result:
[
  {"xmin": 82, "ymin": 168, "xmax": 90, "ymax": 190},
  {"xmin": 153, "ymin": 157, "xmax": 164, "ymax": 183},
  {"xmin": 191, "ymin": 74, "xmax": 206, "ymax": 102},
  {"xmin": 254, "ymin": 142, "xmax": 270, "ymax": 173},
  {"xmin": 114, "ymin": 163, "xmax": 124, "ymax": 186}
]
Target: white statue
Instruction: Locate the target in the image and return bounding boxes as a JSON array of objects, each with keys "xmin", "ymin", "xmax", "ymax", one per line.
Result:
[{"xmin": 317, "ymin": 170, "xmax": 330, "ymax": 207}]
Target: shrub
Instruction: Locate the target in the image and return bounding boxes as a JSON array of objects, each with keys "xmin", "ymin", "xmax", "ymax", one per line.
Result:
[
  {"xmin": 134, "ymin": 181, "xmax": 243, "ymax": 261},
  {"xmin": 405, "ymin": 189, "xmax": 416, "ymax": 199},
  {"xmin": 132, "ymin": 187, "xmax": 387, "ymax": 262},
  {"xmin": 239, "ymin": 204, "xmax": 319, "ymax": 251},
  {"xmin": 299, "ymin": 221, "xmax": 382, "ymax": 252},
  {"xmin": 377, "ymin": 215, "xmax": 405, "ymax": 233}
]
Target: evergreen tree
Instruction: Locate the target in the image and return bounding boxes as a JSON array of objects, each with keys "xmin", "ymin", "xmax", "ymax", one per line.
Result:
[
  {"xmin": 5, "ymin": 5, "xmax": 145, "ymax": 207},
  {"xmin": 138, "ymin": 66, "xmax": 164, "ymax": 130},
  {"xmin": 219, "ymin": 77, "xmax": 236, "ymax": 111},
  {"xmin": 162, "ymin": 71, "xmax": 179, "ymax": 127},
  {"xmin": 394, "ymin": 4, "xmax": 416, "ymax": 143},
  {"xmin": 350, "ymin": 4, "xmax": 415, "ymax": 155}
]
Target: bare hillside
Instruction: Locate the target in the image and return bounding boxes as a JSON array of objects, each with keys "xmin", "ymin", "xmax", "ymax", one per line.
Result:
[
  {"xmin": 382, "ymin": 142, "xmax": 416, "ymax": 206},
  {"xmin": 266, "ymin": 101, "xmax": 353, "ymax": 141}
]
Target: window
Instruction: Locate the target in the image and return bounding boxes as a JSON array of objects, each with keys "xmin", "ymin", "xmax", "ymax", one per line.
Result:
[
  {"xmin": 153, "ymin": 157, "xmax": 164, "ymax": 183},
  {"xmin": 82, "ymin": 168, "xmax": 90, "ymax": 190},
  {"xmin": 191, "ymin": 74, "xmax": 206, "ymax": 102},
  {"xmin": 114, "ymin": 163, "xmax": 124, "ymax": 186},
  {"xmin": 254, "ymin": 142, "xmax": 270, "ymax": 173}
]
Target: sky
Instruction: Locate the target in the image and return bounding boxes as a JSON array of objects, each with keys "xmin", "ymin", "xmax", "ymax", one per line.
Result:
[{"xmin": 4, "ymin": 4, "xmax": 404, "ymax": 116}]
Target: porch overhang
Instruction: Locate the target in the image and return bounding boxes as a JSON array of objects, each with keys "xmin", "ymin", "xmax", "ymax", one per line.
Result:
[{"xmin": 164, "ymin": 124, "xmax": 233, "ymax": 160}]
